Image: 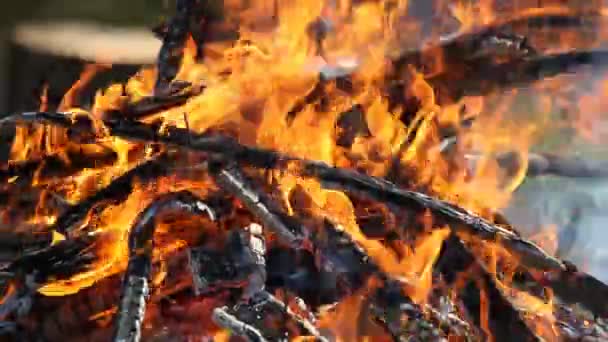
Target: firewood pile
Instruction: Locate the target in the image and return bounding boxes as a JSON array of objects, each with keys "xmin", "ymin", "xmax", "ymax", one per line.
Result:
[{"xmin": 0, "ymin": 1, "xmax": 607, "ymax": 341}]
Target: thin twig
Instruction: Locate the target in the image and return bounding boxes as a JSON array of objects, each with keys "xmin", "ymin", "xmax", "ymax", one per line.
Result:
[
  {"xmin": 212, "ymin": 307, "xmax": 268, "ymax": 342},
  {"xmin": 210, "ymin": 163, "xmax": 304, "ymax": 248}
]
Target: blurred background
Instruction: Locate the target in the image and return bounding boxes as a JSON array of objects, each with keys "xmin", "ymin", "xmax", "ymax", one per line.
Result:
[{"xmin": 0, "ymin": 0, "xmax": 606, "ymax": 281}]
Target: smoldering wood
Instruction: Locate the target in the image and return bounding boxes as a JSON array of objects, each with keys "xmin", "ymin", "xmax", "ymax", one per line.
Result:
[
  {"xmin": 2, "ymin": 235, "xmax": 95, "ymax": 283},
  {"xmin": 211, "ymin": 169, "xmax": 441, "ymax": 339},
  {"xmin": 2, "ymin": 112, "xmax": 565, "ymax": 272},
  {"xmin": 220, "ymin": 290, "xmax": 327, "ymax": 341},
  {"xmin": 189, "ymin": 226, "xmax": 266, "ymax": 302}
]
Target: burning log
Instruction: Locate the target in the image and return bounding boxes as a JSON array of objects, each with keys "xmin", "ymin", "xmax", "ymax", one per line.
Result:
[
  {"xmin": 2, "ymin": 113, "xmax": 564, "ymax": 272},
  {"xmin": 113, "ymin": 191, "xmax": 215, "ymax": 342}
]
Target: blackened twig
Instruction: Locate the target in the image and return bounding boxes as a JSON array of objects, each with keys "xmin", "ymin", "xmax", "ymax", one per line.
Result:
[
  {"xmin": 3, "ymin": 113, "xmax": 564, "ymax": 271},
  {"xmin": 212, "ymin": 306, "xmax": 268, "ymax": 342},
  {"xmin": 155, "ymin": 0, "xmax": 196, "ymax": 95},
  {"xmin": 112, "ymin": 191, "xmax": 215, "ymax": 342},
  {"xmin": 105, "ymin": 85, "xmax": 203, "ymax": 120},
  {"xmin": 0, "ymin": 231, "xmax": 53, "ymax": 260},
  {"xmin": 210, "ymin": 164, "xmax": 304, "ymax": 248},
  {"xmin": 253, "ymin": 291, "xmax": 326, "ymax": 341},
  {"xmin": 0, "ymin": 147, "xmax": 117, "ymax": 185}
]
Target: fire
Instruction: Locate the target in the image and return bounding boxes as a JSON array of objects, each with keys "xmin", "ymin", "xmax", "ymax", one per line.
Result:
[{"xmin": 2, "ymin": 0, "xmax": 607, "ymax": 340}]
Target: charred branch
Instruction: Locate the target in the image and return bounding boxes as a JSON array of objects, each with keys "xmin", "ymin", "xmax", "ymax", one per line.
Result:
[
  {"xmin": 300, "ymin": 162, "xmax": 564, "ymax": 272},
  {"xmin": 113, "ymin": 191, "xmax": 215, "ymax": 342},
  {"xmin": 394, "ymin": 9, "xmax": 604, "ymax": 76},
  {"xmin": 211, "ymin": 288, "xmax": 328, "ymax": 341},
  {"xmin": 439, "ymin": 130, "xmax": 608, "ymax": 179},
  {"xmin": 2, "ymin": 235, "xmax": 95, "ymax": 284},
  {"xmin": 0, "ymin": 231, "xmax": 53, "ymax": 261},
  {"xmin": 514, "ymin": 152, "xmax": 608, "ymax": 178}
]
